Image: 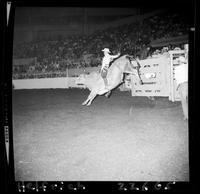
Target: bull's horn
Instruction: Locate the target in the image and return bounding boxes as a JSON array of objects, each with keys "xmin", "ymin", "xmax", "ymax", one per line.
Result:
[{"xmin": 126, "ymin": 55, "xmax": 134, "ymax": 60}]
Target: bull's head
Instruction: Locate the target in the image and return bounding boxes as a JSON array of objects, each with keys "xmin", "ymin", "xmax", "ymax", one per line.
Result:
[
  {"xmin": 125, "ymin": 55, "xmax": 143, "ymax": 85},
  {"xmin": 75, "ymin": 74, "xmax": 87, "ymax": 85}
]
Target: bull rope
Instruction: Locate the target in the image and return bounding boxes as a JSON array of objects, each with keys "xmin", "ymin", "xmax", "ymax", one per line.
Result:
[{"xmin": 126, "ymin": 55, "xmax": 143, "ymax": 85}]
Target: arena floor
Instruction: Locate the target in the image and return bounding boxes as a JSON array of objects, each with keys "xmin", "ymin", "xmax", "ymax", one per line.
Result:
[{"xmin": 12, "ymin": 88, "xmax": 189, "ymax": 181}]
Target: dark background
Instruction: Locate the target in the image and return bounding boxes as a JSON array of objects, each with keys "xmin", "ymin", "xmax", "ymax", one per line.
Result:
[{"xmin": 2, "ymin": 0, "xmax": 198, "ymax": 193}]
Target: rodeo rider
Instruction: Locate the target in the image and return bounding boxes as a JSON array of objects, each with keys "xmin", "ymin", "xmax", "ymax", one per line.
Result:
[
  {"xmin": 174, "ymin": 44, "xmax": 188, "ymax": 120},
  {"xmin": 101, "ymin": 48, "xmax": 120, "ymax": 89}
]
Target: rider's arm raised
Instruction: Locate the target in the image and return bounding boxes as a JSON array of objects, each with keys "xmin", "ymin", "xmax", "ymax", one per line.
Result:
[{"xmin": 111, "ymin": 53, "xmax": 120, "ymax": 60}]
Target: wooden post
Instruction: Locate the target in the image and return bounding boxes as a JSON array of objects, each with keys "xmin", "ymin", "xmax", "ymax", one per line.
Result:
[{"xmin": 7, "ymin": 2, "xmax": 11, "ymax": 26}]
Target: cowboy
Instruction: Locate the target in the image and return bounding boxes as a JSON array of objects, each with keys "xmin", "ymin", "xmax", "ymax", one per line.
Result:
[
  {"xmin": 174, "ymin": 54, "xmax": 188, "ymax": 120},
  {"xmin": 184, "ymin": 43, "xmax": 188, "ymax": 61},
  {"xmin": 139, "ymin": 45, "xmax": 151, "ymax": 60},
  {"xmin": 101, "ymin": 48, "xmax": 120, "ymax": 89}
]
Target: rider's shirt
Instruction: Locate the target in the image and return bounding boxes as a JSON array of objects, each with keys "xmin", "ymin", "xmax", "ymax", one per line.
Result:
[{"xmin": 101, "ymin": 53, "xmax": 120, "ymax": 71}]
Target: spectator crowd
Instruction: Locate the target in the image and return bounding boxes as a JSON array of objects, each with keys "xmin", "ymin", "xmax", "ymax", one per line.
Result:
[{"xmin": 13, "ymin": 11, "xmax": 188, "ymax": 79}]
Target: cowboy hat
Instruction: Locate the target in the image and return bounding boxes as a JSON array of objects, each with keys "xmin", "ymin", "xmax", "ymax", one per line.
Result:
[{"xmin": 102, "ymin": 48, "xmax": 111, "ymax": 53}]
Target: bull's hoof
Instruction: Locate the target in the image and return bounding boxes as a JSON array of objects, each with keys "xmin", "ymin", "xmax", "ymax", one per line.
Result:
[
  {"xmin": 148, "ymin": 97, "xmax": 155, "ymax": 101},
  {"xmin": 105, "ymin": 91, "xmax": 111, "ymax": 98}
]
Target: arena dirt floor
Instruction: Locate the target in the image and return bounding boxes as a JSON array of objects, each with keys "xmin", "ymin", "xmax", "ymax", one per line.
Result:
[{"xmin": 12, "ymin": 88, "xmax": 189, "ymax": 181}]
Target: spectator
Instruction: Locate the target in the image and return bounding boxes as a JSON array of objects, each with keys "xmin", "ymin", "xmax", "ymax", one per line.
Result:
[
  {"xmin": 174, "ymin": 54, "xmax": 188, "ymax": 120},
  {"xmin": 12, "ymin": 10, "xmax": 188, "ymax": 79},
  {"xmin": 139, "ymin": 45, "xmax": 151, "ymax": 60}
]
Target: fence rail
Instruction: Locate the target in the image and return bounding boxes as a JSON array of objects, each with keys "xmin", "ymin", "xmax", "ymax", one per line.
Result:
[
  {"xmin": 13, "ymin": 57, "xmax": 37, "ymax": 66},
  {"xmin": 13, "ymin": 67, "xmax": 100, "ymax": 79}
]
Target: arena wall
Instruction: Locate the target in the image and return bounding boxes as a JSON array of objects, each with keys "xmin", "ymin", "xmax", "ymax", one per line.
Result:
[
  {"xmin": 13, "ymin": 66, "xmax": 99, "ymax": 89},
  {"xmin": 13, "ymin": 77, "xmax": 85, "ymax": 90}
]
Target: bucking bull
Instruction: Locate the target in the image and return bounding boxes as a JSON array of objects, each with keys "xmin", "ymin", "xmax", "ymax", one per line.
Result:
[{"xmin": 75, "ymin": 55, "xmax": 142, "ymax": 106}]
